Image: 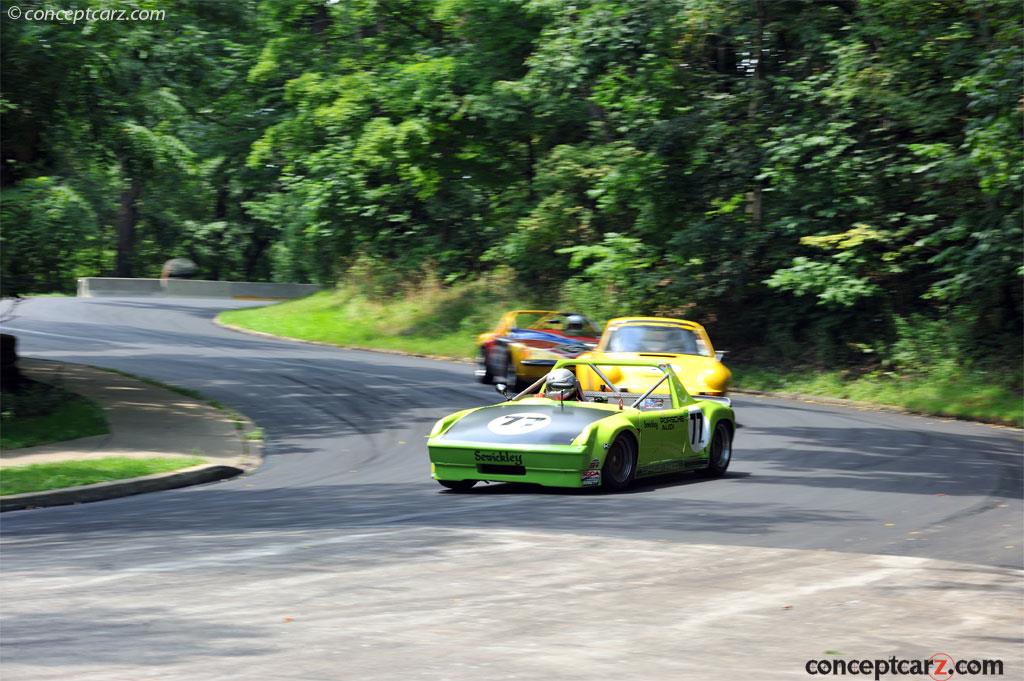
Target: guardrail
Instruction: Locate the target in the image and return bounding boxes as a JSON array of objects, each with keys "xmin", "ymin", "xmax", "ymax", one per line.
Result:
[{"xmin": 77, "ymin": 278, "xmax": 319, "ymax": 300}]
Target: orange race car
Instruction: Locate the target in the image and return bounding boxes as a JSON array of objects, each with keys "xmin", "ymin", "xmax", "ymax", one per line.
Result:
[
  {"xmin": 577, "ymin": 316, "xmax": 731, "ymax": 397},
  {"xmin": 476, "ymin": 310, "xmax": 601, "ymax": 389}
]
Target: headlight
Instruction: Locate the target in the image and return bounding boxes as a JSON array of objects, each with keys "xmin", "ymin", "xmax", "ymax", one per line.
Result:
[{"xmin": 702, "ymin": 366, "xmax": 732, "ymax": 392}]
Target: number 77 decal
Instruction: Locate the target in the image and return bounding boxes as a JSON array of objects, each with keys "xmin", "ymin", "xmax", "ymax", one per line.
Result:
[{"xmin": 687, "ymin": 407, "xmax": 710, "ymax": 451}]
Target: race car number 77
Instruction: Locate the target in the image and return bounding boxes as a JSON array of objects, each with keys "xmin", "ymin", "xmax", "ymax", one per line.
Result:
[
  {"xmin": 487, "ymin": 412, "xmax": 552, "ymax": 435},
  {"xmin": 688, "ymin": 410, "xmax": 703, "ymax": 447}
]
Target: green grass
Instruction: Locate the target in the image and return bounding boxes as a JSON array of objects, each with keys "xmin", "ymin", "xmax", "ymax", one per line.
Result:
[
  {"xmin": 0, "ymin": 456, "xmax": 206, "ymax": 496},
  {"xmin": 1, "ymin": 381, "xmax": 109, "ymax": 449},
  {"xmin": 219, "ymin": 277, "xmax": 525, "ymax": 360},
  {"xmin": 733, "ymin": 364, "xmax": 1023, "ymax": 427}
]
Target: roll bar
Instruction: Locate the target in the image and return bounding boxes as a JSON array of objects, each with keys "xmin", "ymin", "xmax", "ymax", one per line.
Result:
[{"xmin": 508, "ymin": 360, "xmax": 675, "ymax": 409}]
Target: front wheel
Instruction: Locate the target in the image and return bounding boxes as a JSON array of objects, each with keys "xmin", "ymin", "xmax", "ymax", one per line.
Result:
[
  {"xmin": 601, "ymin": 434, "xmax": 637, "ymax": 492},
  {"xmin": 704, "ymin": 422, "xmax": 733, "ymax": 477},
  {"xmin": 476, "ymin": 347, "xmax": 493, "ymax": 384},
  {"xmin": 438, "ymin": 479, "xmax": 477, "ymax": 492}
]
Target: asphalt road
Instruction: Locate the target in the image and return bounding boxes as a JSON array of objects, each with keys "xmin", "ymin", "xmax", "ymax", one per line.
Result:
[{"xmin": 2, "ymin": 297, "xmax": 1021, "ymax": 680}]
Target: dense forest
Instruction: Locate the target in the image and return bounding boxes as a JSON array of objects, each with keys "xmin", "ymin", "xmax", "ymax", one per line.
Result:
[{"xmin": 1, "ymin": 0, "xmax": 1021, "ymax": 372}]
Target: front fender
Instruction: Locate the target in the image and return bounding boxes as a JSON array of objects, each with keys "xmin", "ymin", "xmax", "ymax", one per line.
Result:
[
  {"xmin": 428, "ymin": 407, "xmax": 480, "ymax": 438},
  {"xmin": 576, "ymin": 415, "xmax": 640, "ymax": 464}
]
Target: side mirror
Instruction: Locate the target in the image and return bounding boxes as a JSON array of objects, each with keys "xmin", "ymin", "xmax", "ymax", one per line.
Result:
[
  {"xmin": 494, "ymin": 383, "xmax": 514, "ymax": 400},
  {"xmin": 715, "ymin": 350, "xmax": 729, "ymax": 362}
]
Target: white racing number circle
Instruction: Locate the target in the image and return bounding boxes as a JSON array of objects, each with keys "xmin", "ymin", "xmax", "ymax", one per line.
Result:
[{"xmin": 487, "ymin": 412, "xmax": 552, "ymax": 435}]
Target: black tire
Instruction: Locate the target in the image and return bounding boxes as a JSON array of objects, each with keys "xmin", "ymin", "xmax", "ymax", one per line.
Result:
[
  {"xmin": 601, "ymin": 434, "xmax": 637, "ymax": 492},
  {"xmin": 438, "ymin": 479, "xmax": 477, "ymax": 492},
  {"xmin": 476, "ymin": 347, "xmax": 493, "ymax": 384},
  {"xmin": 704, "ymin": 421, "xmax": 733, "ymax": 477},
  {"xmin": 505, "ymin": 358, "xmax": 519, "ymax": 391},
  {"xmin": 493, "ymin": 343, "xmax": 519, "ymax": 390}
]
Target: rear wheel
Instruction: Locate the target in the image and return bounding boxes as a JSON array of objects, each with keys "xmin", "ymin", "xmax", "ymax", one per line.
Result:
[
  {"xmin": 438, "ymin": 479, "xmax": 477, "ymax": 492},
  {"xmin": 704, "ymin": 422, "xmax": 732, "ymax": 477},
  {"xmin": 601, "ymin": 434, "xmax": 637, "ymax": 492}
]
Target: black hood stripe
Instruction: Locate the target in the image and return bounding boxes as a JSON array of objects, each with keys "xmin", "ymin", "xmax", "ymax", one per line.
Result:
[{"xmin": 441, "ymin": 403, "xmax": 612, "ymax": 445}]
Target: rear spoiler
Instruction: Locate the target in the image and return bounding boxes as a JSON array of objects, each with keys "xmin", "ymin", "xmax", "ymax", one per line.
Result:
[{"xmin": 695, "ymin": 395, "xmax": 731, "ymax": 407}]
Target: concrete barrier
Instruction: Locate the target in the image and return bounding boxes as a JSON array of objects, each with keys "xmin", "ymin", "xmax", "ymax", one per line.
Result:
[{"xmin": 77, "ymin": 278, "xmax": 319, "ymax": 300}]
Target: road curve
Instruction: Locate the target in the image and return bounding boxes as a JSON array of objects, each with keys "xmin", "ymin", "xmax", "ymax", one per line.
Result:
[{"xmin": 2, "ymin": 297, "xmax": 1021, "ymax": 680}]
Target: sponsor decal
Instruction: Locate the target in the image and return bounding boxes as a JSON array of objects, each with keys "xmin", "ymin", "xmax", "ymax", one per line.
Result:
[
  {"xmin": 588, "ymin": 458, "xmax": 601, "ymax": 470},
  {"xmin": 474, "ymin": 451, "xmax": 523, "ymax": 466},
  {"xmin": 486, "ymin": 412, "xmax": 552, "ymax": 435},
  {"xmin": 581, "ymin": 469, "xmax": 601, "ymax": 486},
  {"xmin": 659, "ymin": 414, "xmax": 686, "ymax": 431}
]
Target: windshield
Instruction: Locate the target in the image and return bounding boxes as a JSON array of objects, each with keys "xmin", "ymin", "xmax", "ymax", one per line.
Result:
[
  {"xmin": 604, "ymin": 325, "xmax": 708, "ymax": 356},
  {"xmin": 511, "ymin": 312, "xmax": 553, "ymax": 330},
  {"xmin": 525, "ymin": 313, "xmax": 600, "ymax": 337}
]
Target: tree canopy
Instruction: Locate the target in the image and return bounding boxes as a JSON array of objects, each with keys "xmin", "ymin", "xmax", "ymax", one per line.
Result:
[{"xmin": 2, "ymin": 0, "xmax": 1021, "ymax": 368}]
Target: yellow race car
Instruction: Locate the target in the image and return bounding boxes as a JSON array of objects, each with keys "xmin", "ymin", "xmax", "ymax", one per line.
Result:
[
  {"xmin": 475, "ymin": 310, "xmax": 602, "ymax": 389},
  {"xmin": 577, "ymin": 317, "xmax": 731, "ymax": 396}
]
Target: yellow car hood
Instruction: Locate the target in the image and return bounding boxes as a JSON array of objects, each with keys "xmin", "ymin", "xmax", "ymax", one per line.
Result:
[{"xmin": 578, "ymin": 352, "xmax": 732, "ymax": 396}]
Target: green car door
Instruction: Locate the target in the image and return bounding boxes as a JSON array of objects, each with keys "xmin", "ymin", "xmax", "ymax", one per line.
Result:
[{"xmin": 637, "ymin": 408, "xmax": 689, "ymax": 476}]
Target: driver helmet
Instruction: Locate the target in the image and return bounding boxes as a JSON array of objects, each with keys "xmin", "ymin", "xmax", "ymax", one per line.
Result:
[
  {"xmin": 565, "ymin": 314, "xmax": 586, "ymax": 335},
  {"xmin": 544, "ymin": 368, "xmax": 581, "ymax": 400}
]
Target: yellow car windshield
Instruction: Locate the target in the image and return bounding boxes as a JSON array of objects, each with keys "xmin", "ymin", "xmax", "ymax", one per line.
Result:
[{"xmin": 605, "ymin": 325, "xmax": 709, "ymax": 356}]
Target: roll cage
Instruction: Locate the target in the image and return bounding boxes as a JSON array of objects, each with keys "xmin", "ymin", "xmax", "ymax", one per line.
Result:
[{"xmin": 505, "ymin": 358, "xmax": 699, "ymax": 411}]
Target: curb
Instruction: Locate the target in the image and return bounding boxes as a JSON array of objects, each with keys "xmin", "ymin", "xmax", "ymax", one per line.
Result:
[
  {"xmin": 1, "ymin": 359, "xmax": 266, "ymax": 512},
  {"xmin": 214, "ymin": 317, "xmax": 476, "ymax": 365},
  {"xmin": 1, "ymin": 463, "xmax": 244, "ymax": 512}
]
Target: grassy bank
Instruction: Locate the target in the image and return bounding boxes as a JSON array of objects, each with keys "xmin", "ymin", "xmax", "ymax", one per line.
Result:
[
  {"xmin": 220, "ymin": 277, "xmax": 521, "ymax": 360},
  {"xmin": 1, "ymin": 380, "xmax": 109, "ymax": 449},
  {"xmin": 0, "ymin": 456, "xmax": 206, "ymax": 496},
  {"xmin": 219, "ymin": 283, "xmax": 1021, "ymax": 427},
  {"xmin": 733, "ymin": 365, "xmax": 1022, "ymax": 427}
]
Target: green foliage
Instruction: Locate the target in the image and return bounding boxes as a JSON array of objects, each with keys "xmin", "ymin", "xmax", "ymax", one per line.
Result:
[
  {"xmin": 558, "ymin": 233, "xmax": 655, "ymax": 321},
  {"xmin": 2, "ymin": 0, "xmax": 1020, "ymax": 379},
  {"xmin": 0, "ymin": 178, "xmax": 104, "ymax": 294},
  {"xmin": 766, "ymin": 224, "xmax": 897, "ymax": 308}
]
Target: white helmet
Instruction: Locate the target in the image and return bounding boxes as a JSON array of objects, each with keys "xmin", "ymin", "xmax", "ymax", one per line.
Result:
[
  {"xmin": 545, "ymin": 368, "xmax": 581, "ymax": 400},
  {"xmin": 565, "ymin": 314, "xmax": 586, "ymax": 335}
]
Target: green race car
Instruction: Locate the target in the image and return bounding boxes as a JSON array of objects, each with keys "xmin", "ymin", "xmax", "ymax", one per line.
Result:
[{"xmin": 428, "ymin": 358, "xmax": 735, "ymax": 492}]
